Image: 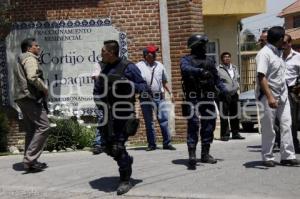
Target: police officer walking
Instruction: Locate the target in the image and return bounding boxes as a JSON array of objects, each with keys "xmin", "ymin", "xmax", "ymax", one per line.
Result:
[
  {"xmin": 93, "ymin": 40, "xmax": 150, "ymax": 195},
  {"xmin": 180, "ymin": 34, "xmax": 228, "ymax": 169}
]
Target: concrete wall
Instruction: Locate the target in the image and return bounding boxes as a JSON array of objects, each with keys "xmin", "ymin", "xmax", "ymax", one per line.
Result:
[{"xmin": 204, "ymin": 16, "xmax": 239, "ymax": 65}]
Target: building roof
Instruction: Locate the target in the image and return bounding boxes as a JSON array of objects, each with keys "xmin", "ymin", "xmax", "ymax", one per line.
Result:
[
  {"xmin": 286, "ymin": 28, "xmax": 300, "ymax": 40},
  {"xmin": 278, "ymin": 0, "xmax": 300, "ymax": 17}
]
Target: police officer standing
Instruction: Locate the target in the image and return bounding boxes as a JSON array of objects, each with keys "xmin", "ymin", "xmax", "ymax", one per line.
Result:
[
  {"xmin": 93, "ymin": 40, "xmax": 150, "ymax": 194},
  {"xmin": 180, "ymin": 34, "xmax": 228, "ymax": 169}
]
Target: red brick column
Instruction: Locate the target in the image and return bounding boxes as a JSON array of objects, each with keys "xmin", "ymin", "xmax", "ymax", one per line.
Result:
[{"xmin": 167, "ymin": 0, "xmax": 204, "ymax": 141}]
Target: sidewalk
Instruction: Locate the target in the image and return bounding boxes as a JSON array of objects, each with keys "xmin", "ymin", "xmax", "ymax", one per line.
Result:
[{"xmin": 0, "ymin": 133, "xmax": 299, "ymax": 199}]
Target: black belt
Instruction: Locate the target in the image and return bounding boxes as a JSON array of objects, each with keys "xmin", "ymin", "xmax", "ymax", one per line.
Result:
[
  {"xmin": 288, "ymin": 85, "xmax": 295, "ymax": 92},
  {"xmin": 152, "ymin": 92, "xmax": 164, "ymax": 99}
]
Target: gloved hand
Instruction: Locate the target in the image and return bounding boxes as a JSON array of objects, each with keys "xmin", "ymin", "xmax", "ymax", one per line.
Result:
[{"xmin": 201, "ymin": 70, "xmax": 213, "ymax": 79}]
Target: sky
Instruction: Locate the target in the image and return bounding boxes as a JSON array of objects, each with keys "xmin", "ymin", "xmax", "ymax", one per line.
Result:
[{"xmin": 241, "ymin": 0, "xmax": 296, "ymax": 37}]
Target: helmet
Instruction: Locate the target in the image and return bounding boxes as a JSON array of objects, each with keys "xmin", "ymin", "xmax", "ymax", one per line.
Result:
[{"xmin": 187, "ymin": 34, "xmax": 208, "ymax": 49}]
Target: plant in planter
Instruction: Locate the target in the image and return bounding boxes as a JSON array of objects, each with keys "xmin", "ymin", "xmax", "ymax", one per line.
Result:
[{"xmin": 45, "ymin": 102, "xmax": 96, "ymax": 152}]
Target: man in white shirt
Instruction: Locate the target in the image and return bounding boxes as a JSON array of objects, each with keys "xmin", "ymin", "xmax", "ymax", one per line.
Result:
[
  {"xmin": 259, "ymin": 29, "xmax": 281, "ymax": 150},
  {"xmin": 136, "ymin": 45, "xmax": 175, "ymax": 151},
  {"xmin": 283, "ymin": 34, "xmax": 300, "ymax": 153},
  {"xmin": 256, "ymin": 26, "xmax": 299, "ymax": 167}
]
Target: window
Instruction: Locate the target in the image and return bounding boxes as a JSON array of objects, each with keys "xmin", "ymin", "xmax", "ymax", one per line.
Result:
[
  {"xmin": 206, "ymin": 40, "xmax": 219, "ymax": 65},
  {"xmin": 293, "ymin": 15, "xmax": 300, "ymax": 28}
]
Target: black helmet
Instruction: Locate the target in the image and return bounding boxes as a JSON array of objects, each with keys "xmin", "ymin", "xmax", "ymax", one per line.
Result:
[{"xmin": 187, "ymin": 34, "xmax": 208, "ymax": 49}]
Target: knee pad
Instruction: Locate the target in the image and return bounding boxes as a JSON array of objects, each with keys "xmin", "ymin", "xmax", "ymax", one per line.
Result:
[{"xmin": 110, "ymin": 143, "xmax": 125, "ymax": 159}]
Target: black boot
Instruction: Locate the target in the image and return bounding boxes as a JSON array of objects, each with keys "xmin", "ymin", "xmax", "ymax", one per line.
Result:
[
  {"xmin": 201, "ymin": 144, "xmax": 217, "ymax": 164},
  {"xmin": 232, "ymin": 133, "xmax": 245, "ymax": 140},
  {"xmin": 117, "ymin": 157, "xmax": 133, "ymax": 195},
  {"xmin": 117, "ymin": 180, "xmax": 132, "ymax": 195},
  {"xmin": 188, "ymin": 147, "xmax": 196, "ymax": 169}
]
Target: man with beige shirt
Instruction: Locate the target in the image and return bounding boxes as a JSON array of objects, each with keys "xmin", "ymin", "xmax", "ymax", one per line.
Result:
[
  {"xmin": 256, "ymin": 27, "xmax": 299, "ymax": 167},
  {"xmin": 14, "ymin": 38, "xmax": 49, "ymax": 172}
]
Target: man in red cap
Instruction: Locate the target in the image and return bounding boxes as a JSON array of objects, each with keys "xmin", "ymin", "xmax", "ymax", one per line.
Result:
[{"xmin": 136, "ymin": 44, "xmax": 176, "ymax": 151}]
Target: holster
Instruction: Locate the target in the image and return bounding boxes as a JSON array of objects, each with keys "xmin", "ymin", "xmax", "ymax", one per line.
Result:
[
  {"xmin": 124, "ymin": 117, "xmax": 140, "ymax": 136},
  {"xmin": 181, "ymin": 102, "xmax": 191, "ymax": 117}
]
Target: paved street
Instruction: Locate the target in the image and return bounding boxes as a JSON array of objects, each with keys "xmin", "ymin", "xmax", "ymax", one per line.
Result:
[{"xmin": 0, "ymin": 132, "xmax": 299, "ymax": 199}]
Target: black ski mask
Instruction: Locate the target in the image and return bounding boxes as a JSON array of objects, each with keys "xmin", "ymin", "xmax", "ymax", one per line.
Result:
[{"xmin": 191, "ymin": 43, "xmax": 206, "ymax": 59}]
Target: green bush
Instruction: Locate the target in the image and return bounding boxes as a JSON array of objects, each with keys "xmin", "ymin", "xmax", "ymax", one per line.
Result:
[
  {"xmin": 0, "ymin": 111, "xmax": 8, "ymax": 152},
  {"xmin": 45, "ymin": 117, "xmax": 96, "ymax": 151},
  {"xmin": 75, "ymin": 126, "xmax": 96, "ymax": 149}
]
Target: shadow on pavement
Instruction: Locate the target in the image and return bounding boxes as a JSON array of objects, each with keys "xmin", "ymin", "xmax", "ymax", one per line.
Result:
[
  {"xmin": 12, "ymin": 162, "xmax": 25, "ymax": 171},
  {"xmin": 243, "ymin": 161, "xmax": 270, "ymax": 170},
  {"xmin": 247, "ymin": 145, "xmax": 261, "ymax": 149},
  {"xmin": 129, "ymin": 146, "xmax": 160, "ymax": 151},
  {"xmin": 240, "ymin": 128, "xmax": 259, "ymax": 133},
  {"xmin": 89, "ymin": 177, "xmax": 142, "ymax": 193},
  {"xmin": 129, "ymin": 146, "xmax": 148, "ymax": 151},
  {"xmin": 247, "ymin": 145, "xmax": 262, "ymax": 153},
  {"xmin": 172, "ymin": 159, "xmax": 204, "ymax": 170},
  {"xmin": 12, "ymin": 162, "xmax": 46, "ymax": 174}
]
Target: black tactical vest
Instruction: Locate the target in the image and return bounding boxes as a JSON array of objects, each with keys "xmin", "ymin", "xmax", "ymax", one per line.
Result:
[
  {"xmin": 97, "ymin": 59, "xmax": 135, "ymax": 117},
  {"xmin": 182, "ymin": 55, "xmax": 216, "ymax": 99}
]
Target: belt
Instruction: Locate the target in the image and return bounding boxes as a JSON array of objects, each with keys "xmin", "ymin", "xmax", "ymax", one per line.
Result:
[
  {"xmin": 288, "ymin": 85, "xmax": 295, "ymax": 92},
  {"xmin": 152, "ymin": 91, "xmax": 164, "ymax": 99}
]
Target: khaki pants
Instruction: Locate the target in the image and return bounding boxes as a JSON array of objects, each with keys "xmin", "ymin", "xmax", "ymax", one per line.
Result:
[
  {"xmin": 17, "ymin": 98, "xmax": 49, "ymax": 164},
  {"xmin": 260, "ymin": 96, "xmax": 296, "ymax": 161}
]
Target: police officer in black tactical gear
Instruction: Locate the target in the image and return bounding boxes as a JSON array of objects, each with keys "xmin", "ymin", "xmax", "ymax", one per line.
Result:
[
  {"xmin": 180, "ymin": 34, "xmax": 228, "ymax": 169},
  {"xmin": 93, "ymin": 40, "xmax": 149, "ymax": 195}
]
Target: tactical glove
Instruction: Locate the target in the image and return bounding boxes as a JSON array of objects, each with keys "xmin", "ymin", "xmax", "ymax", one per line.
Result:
[{"xmin": 201, "ymin": 70, "xmax": 213, "ymax": 79}]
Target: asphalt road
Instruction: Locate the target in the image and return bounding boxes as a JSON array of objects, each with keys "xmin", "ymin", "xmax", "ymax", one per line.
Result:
[{"xmin": 0, "ymin": 132, "xmax": 299, "ymax": 199}]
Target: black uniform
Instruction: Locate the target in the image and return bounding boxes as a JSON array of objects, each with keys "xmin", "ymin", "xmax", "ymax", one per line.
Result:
[{"xmin": 93, "ymin": 58, "xmax": 149, "ymax": 194}]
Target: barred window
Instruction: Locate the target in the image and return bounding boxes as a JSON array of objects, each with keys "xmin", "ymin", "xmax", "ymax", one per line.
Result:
[
  {"xmin": 293, "ymin": 15, "xmax": 300, "ymax": 28},
  {"xmin": 206, "ymin": 40, "xmax": 219, "ymax": 65}
]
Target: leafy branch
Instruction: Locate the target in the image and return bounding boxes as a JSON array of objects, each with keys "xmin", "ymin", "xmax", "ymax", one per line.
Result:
[{"xmin": 0, "ymin": 2, "xmax": 15, "ymax": 38}]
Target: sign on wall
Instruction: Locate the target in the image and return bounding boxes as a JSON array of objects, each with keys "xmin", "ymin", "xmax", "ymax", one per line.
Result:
[{"xmin": 1, "ymin": 18, "xmax": 128, "ymax": 115}]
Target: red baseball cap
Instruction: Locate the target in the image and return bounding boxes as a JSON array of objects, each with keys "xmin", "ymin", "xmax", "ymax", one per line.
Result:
[{"xmin": 145, "ymin": 44, "xmax": 159, "ymax": 54}]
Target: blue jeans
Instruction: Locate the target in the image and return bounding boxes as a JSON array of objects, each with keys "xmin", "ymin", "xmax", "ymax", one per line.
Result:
[
  {"xmin": 141, "ymin": 98, "xmax": 171, "ymax": 147},
  {"xmin": 93, "ymin": 109, "xmax": 104, "ymax": 147}
]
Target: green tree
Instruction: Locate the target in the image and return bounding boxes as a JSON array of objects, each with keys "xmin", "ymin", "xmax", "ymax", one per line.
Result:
[
  {"xmin": 241, "ymin": 29, "xmax": 259, "ymax": 51},
  {"xmin": 0, "ymin": 2, "xmax": 13, "ymax": 39}
]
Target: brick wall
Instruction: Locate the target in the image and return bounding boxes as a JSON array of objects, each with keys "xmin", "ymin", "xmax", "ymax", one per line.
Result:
[{"xmin": 3, "ymin": 0, "xmax": 204, "ymax": 148}]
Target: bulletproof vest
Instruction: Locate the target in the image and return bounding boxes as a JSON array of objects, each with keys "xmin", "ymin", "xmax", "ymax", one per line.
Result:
[
  {"xmin": 182, "ymin": 55, "xmax": 216, "ymax": 99},
  {"xmin": 97, "ymin": 59, "xmax": 135, "ymax": 116}
]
